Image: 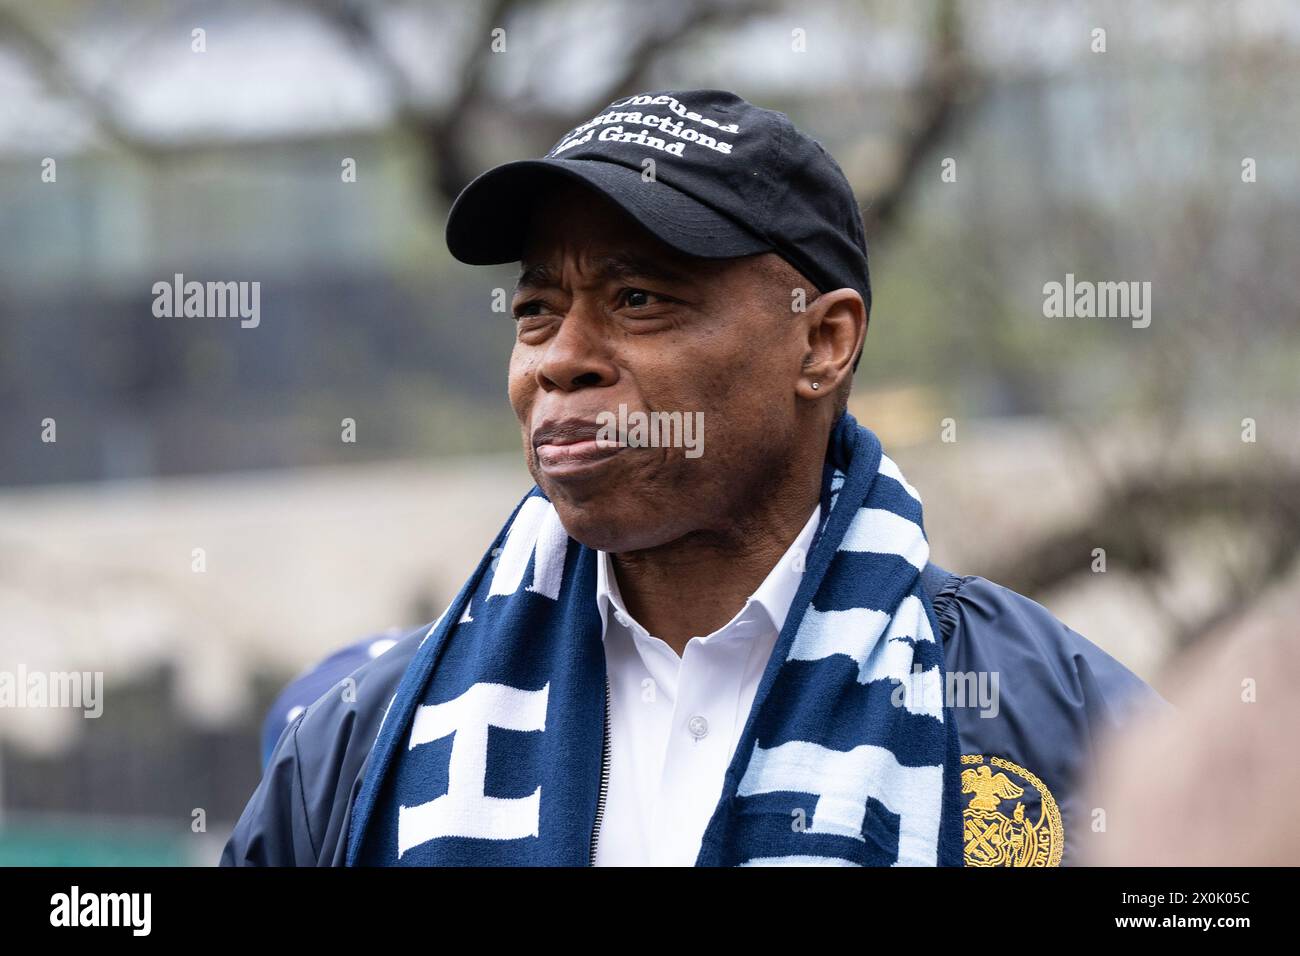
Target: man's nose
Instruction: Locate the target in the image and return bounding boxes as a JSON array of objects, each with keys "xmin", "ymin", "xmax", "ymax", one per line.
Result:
[{"xmin": 535, "ymin": 307, "xmax": 619, "ymax": 393}]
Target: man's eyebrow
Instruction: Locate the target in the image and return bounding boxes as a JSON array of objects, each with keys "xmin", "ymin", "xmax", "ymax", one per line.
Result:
[
  {"xmin": 514, "ymin": 253, "xmax": 695, "ymax": 293},
  {"xmin": 515, "ymin": 263, "xmax": 556, "ymax": 293}
]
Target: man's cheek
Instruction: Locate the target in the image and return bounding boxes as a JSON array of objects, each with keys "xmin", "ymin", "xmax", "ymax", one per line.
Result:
[{"xmin": 507, "ymin": 360, "xmax": 533, "ymax": 422}]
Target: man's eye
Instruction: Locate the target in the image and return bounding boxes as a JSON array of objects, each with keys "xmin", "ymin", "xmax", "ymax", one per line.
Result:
[
  {"xmin": 513, "ymin": 300, "xmax": 547, "ymax": 318},
  {"xmin": 620, "ymin": 288, "xmax": 661, "ymax": 309}
]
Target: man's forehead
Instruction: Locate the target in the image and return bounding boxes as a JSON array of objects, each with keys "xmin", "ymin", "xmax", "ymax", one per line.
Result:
[
  {"xmin": 515, "ymin": 248, "xmax": 700, "ymax": 291},
  {"xmin": 524, "ymin": 184, "xmax": 673, "ymax": 255},
  {"xmin": 519, "ymin": 214, "xmax": 716, "ymax": 289}
]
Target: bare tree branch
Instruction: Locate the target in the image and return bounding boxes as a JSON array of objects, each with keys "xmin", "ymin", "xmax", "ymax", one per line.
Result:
[
  {"xmin": 860, "ymin": 0, "xmax": 985, "ymax": 237},
  {"xmin": 982, "ymin": 463, "xmax": 1300, "ymax": 654},
  {"xmin": 295, "ymin": 0, "xmax": 779, "ymax": 202},
  {"xmin": 0, "ymin": 4, "xmax": 161, "ymax": 158}
]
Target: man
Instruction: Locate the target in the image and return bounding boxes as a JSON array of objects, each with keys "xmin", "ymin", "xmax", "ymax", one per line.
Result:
[{"xmin": 223, "ymin": 89, "xmax": 1162, "ymax": 867}]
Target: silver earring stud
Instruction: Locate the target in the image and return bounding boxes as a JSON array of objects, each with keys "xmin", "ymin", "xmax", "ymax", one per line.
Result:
[{"xmin": 811, "ymin": 382, "xmax": 820, "ymax": 390}]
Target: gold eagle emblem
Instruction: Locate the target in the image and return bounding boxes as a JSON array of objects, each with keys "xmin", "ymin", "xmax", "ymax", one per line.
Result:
[{"xmin": 960, "ymin": 754, "xmax": 1063, "ymax": 866}]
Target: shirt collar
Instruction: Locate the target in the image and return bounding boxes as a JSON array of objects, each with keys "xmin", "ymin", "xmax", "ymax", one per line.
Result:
[{"xmin": 595, "ymin": 503, "xmax": 821, "ymax": 641}]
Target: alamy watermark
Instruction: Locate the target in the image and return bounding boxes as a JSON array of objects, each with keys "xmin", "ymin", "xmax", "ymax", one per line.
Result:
[
  {"xmin": 596, "ymin": 403, "xmax": 704, "ymax": 458},
  {"xmin": 1042, "ymin": 273, "xmax": 1151, "ymax": 328},
  {"xmin": 892, "ymin": 664, "xmax": 1001, "ymax": 718},
  {"xmin": 0, "ymin": 665, "xmax": 103, "ymax": 717},
  {"xmin": 152, "ymin": 273, "xmax": 260, "ymax": 328},
  {"xmin": 50, "ymin": 886, "xmax": 150, "ymax": 936}
]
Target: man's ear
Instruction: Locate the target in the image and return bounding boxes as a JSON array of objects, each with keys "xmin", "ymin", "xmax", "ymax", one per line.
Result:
[{"xmin": 796, "ymin": 289, "xmax": 866, "ymax": 400}]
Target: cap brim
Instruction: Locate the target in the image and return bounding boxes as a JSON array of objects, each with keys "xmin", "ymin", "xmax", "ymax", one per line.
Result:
[{"xmin": 445, "ymin": 158, "xmax": 772, "ymax": 265}]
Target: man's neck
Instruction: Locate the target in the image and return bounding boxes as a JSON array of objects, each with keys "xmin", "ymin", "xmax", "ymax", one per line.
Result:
[{"xmin": 609, "ymin": 479, "xmax": 821, "ymax": 657}]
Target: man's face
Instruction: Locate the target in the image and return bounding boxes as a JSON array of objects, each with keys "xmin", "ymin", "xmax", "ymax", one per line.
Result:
[{"xmin": 507, "ymin": 180, "xmax": 813, "ymax": 553}]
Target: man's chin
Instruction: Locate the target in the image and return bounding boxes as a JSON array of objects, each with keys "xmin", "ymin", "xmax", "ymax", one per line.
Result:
[
  {"xmin": 542, "ymin": 494, "xmax": 679, "ymax": 555},
  {"xmin": 529, "ymin": 450, "xmax": 631, "ymax": 508},
  {"xmin": 527, "ymin": 452, "xmax": 693, "ymax": 551}
]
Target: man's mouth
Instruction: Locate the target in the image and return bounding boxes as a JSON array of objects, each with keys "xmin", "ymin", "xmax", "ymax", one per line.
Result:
[{"xmin": 531, "ymin": 418, "xmax": 624, "ymax": 475}]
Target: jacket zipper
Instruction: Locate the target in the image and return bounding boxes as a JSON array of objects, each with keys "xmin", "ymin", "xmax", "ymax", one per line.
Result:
[{"xmin": 588, "ymin": 675, "xmax": 612, "ymax": 865}]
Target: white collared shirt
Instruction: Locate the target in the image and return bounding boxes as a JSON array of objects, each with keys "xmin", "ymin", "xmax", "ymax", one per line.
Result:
[{"xmin": 592, "ymin": 504, "xmax": 821, "ymax": 866}]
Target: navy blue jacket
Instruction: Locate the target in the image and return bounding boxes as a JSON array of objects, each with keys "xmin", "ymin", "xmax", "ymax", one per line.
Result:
[
  {"xmin": 258, "ymin": 635, "xmax": 402, "ymax": 770},
  {"xmin": 223, "ymin": 564, "xmax": 1164, "ymax": 867}
]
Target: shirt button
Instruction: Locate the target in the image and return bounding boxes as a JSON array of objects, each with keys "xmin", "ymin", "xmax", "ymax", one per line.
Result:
[
  {"xmin": 615, "ymin": 611, "xmax": 631, "ymax": 628},
  {"xmin": 687, "ymin": 715, "xmax": 709, "ymax": 739}
]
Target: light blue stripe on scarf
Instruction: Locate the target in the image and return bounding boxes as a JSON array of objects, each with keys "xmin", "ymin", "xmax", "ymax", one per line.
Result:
[{"xmin": 347, "ymin": 412, "xmax": 964, "ymax": 866}]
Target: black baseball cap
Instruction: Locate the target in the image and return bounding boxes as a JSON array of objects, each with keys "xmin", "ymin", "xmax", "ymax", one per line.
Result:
[{"xmin": 444, "ymin": 89, "xmax": 871, "ymax": 314}]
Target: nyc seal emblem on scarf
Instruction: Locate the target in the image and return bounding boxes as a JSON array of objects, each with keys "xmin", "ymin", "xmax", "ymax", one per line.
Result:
[{"xmin": 960, "ymin": 754, "xmax": 1063, "ymax": 866}]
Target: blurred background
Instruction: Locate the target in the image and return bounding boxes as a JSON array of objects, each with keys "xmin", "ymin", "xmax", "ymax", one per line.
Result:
[{"xmin": 0, "ymin": 0, "xmax": 1296, "ymax": 864}]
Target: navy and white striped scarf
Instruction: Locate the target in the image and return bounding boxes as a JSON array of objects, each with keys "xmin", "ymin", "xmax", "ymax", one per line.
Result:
[{"xmin": 346, "ymin": 412, "xmax": 964, "ymax": 866}]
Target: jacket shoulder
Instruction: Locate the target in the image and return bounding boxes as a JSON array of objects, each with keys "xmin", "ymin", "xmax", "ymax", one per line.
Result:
[
  {"xmin": 931, "ymin": 572, "xmax": 1165, "ymax": 730},
  {"xmin": 259, "ymin": 632, "xmax": 407, "ymax": 769},
  {"xmin": 928, "ymin": 572, "xmax": 1166, "ymax": 865},
  {"xmin": 221, "ymin": 624, "xmax": 426, "ymax": 866}
]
